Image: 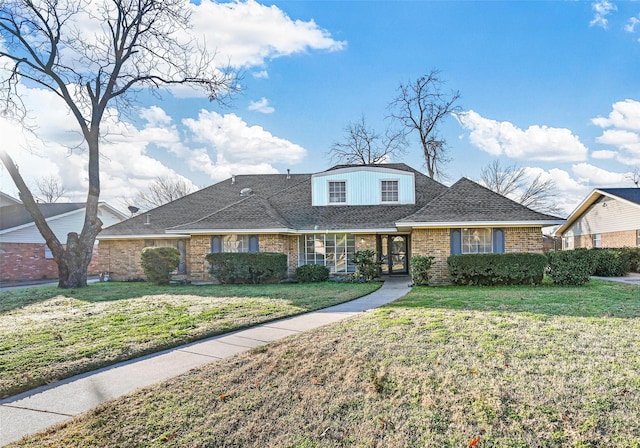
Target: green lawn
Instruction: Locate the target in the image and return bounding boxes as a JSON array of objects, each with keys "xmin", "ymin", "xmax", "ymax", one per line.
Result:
[
  {"xmin": 11, "ymin": 279, "xmax": 640, "ymax": 448},
  {"xmin": 0, "ymin": 282, "xmax": 380, "ymax": 398}
]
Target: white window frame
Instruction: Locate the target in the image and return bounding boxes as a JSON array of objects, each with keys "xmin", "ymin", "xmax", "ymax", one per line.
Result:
[
  {"xmin": 298, "ymin": 233, "xmax": 356, "ymax": 273},
  {"xmin": 461, "ymin": 228, "xmax": 493, "ymax": 254},
  {"xmin": 563, "ymin": 236, "xmax": 574, "ymax": 250},
  {"xmin": 380, "ymin": 179, "xmax": 399, "ymax": 203},
  {"xmin": 328, "ymin": 180, "xmax": 347, "ymax": 204},
  {"xmin": 593, "ymin": 234, "xmax": 602, "ymax": 248}
]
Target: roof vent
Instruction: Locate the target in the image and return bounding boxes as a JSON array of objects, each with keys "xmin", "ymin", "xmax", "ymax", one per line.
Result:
[
  {"xmin": 287, "ymin": 169, "xmax": 291, "ymax": 180},
  {"xmin": 240, "ymin": 188, "xmax": 252, "ymax": 196},
  {"xmin": 231, "ymin": 175, "xmax": 236, "ymax": 185},
  {"xmin": 144, "ymin": 213, "xmax": 151, "ymax": 225}
]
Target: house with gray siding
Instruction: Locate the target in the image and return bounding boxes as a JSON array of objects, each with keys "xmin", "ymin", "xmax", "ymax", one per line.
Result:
[{"xmin": 555, "ymin": 188, "xmax": 640, "ymax": 249}]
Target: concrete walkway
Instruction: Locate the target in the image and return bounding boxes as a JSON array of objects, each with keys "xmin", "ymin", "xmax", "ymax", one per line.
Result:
[
  {"xmin": 592, "ymin": 272, "xmax": 640, "ymax": 285},
  {"xmin": 0, "ymin": 277, "xmax": 412, "ymax": 446}
]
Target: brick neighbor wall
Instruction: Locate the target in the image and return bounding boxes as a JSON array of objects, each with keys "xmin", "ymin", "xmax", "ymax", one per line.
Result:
[
  {"xmin": 1, "ymin": 242, "xmax": 100, "ymax": 282},
  {"xmin": 572, "ymin": 230, "xmax": 637, "ymax": 249}
]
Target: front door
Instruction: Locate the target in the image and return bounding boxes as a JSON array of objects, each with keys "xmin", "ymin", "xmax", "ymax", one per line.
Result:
[{"xmin": 379, "ymin": 235, "xmax": 408, "ymax": 275}]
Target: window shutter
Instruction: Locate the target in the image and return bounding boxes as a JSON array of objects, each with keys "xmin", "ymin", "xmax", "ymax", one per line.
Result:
[
  {"xmin": 493, "ymin": 229, "xmax": 505, "ymax": 253},
  {"xmin": 211, "ymin": 236, "xmax": 221, "ymax": 253},
  {"xmin": 249, "ymin": 235, "xmax": 259, "ymax": 253},
  {"xmin": 450, "ymin": 229, "xmax": 462, "ymax": 255}
]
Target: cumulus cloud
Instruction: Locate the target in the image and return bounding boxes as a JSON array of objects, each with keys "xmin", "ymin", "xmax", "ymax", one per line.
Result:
[
  {"xmin": 189, "ymin": 0, "xmax": 346, "ymax": 69},
  {"xmin": 252, "ymin": 70, "xmax": 269, "ymax": 79},
  {"xmin": 590, "ymin": 0, "xmax": 617, "ymax": 29},
  {"xmin": 591, "ymin": 149, "xmax": 617, "ymax": 159},
  {"xmin": 455, "ymin": 110, "xmax": 588, "ymax": 162},
  {"xmin": 572, "ymin": 163, "xmax": 630, "ymax": 187},
  {"xmin": 248, "ymin": 97, "xmax": 275, "ymax": 114},
  {"xmin": 592, "ymin": 99, "xmax": 640, "ymax": 165},
  {"xmin": 625, "ymin": 16, "xmax": 640, "ymax": 33}
]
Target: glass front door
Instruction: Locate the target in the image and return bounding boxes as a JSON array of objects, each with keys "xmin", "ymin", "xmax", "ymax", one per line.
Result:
[{"xmin": 379, "ymin": 235, "xmax": 408, "ymax": 275}]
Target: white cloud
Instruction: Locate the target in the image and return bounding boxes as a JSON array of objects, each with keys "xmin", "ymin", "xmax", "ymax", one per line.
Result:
[
  {"xmin": 591, "ymin": 149, "xmax": 617, "ymax": 159},
  {"xmin": 590, "ymin": 0, "xmax": 617, "ymax": 29},
  {"xmin": 189, "ymin": 0, "xmax": 346, "ymax": 69},
  {"xmin": 455, "ymin": 110, "xmax": 588, "ymax": 162},
  {"xmin": 572, "ymin": 163, "xmax": 629, "ymax": 187},
  {"xmin": 248, "ymin": 97, "xmax": 275, "ymax": 114},
  {"xmin": 592, "ymin": 99, "xmax": 640, "ymax": 131},
  {"xmin": 625, "ymin": 16, "xmax": 640, "ymax": 33},
  {"xmin": 253, "ymin": 70, "xmax": 269, "ymax": 79}
]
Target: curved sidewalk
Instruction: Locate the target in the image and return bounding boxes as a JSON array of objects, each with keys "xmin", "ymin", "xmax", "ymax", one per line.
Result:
[{"xmin": 0, "ymin": 277, "xmax": 411, "ymax": 446}]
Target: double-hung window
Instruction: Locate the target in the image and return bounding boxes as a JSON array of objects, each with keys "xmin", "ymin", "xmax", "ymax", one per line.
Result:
[
  {"xmin": 328, "ymin": 181, "xmax": 346, "ymax": 204},
  {"xmin": 450, "ymin": 228, "xmax": 505, "ymax": 255},
  {"xmin": 381, "ymin": 180, "xmax": 399, "ymax": 203},
  {"xmin": 593, "ymin": 234, "xmax": 602, "ymax": 248},
  {"xmin": 211, "ymin": 235, "xmax": 259, "ymax": 253}
]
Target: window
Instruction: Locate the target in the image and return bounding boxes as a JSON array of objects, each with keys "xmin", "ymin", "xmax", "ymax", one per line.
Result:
[
  {"xmin": 563, "ymin": 236, "xmax": 574, "ymax": 250},
  {"xmin": 450, "ymin": 228, "xmax": 504, "ymax": 255},
  {"xmin": 637, "ymin": 230, "xmax": 640, "ymax": 247},
  {"xmin": 44, "ymin": 246, "xmax": 54, "ymax": 259},
  {"xmin": 328, "ymin": 181, "xmax": 346, "ymax": 204},
  {"xmin": 298, "ymin": 233, "xmax": 356, "ymax": 273},
  {"xmin": 211, "ymin": 235, "xmax": 259, "ymax": 253},
  {"xmin": 381, "ymin": 180, "xmax": 399, "ymax": 203},
  {"xmin": 593, "ymin": 234, "xmax": 602, "ymax": 248}
]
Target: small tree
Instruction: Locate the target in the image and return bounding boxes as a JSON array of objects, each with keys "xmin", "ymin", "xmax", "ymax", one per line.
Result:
[
  {"xmin": 140, "ymin": 246, "xmax": 180, "ymax": 285},
  {"xmin": 329, "ymin": 116, "xmax": 406, "ymax": 165},
  {"xmin": 351, "ymin": 249, "xmax": 380, "ymax": 282},
  {"xmin": 389, "ymin": 69, "xmax": 461, "ymax": 179}
]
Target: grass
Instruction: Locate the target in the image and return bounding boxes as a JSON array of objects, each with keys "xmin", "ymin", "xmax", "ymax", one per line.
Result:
[
  {"xmin": 9, "ymin": 280, "xmax": 640, "ymax": 447},
  {"xmin": 0, "ymin": 281, "xmax": 380, "ymax": 398}
]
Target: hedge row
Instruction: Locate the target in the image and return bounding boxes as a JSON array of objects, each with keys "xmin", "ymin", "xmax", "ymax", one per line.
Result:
[
  {"xmin": 448, "ymin": 253, "xmax": 547, "ymax": 286},
  {"xmin": 206, "ymin": 252, "xmax": 287, "ymax": 284}
]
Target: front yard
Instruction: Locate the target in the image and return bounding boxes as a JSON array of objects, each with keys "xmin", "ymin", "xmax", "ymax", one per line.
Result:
[
  {"xmin": 11, "ymin": 279, "xmax": 640, "ymax": 447},
  {"xmin": 0, "ymin": 282, "xmax": 380, "ymax": 398}
]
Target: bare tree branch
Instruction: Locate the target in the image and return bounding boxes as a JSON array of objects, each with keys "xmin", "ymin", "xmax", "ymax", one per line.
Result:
[
  {"xmin": 479, "ymin": 159, "xmax": 561, "ymax": 215},
  {"xmin": 33, "ymin": 174, "xmax": 66, "ymax": 202},
  {"xmin": 627, "ymin": 167, "xmax": 640, "ymax": 187},
  {"xmin": 389, "ymin": 69, "xmax": 461, "ymax": 179},
  {"xmin": 0, "ymin": 0, "xmax": 238, "ymax": 287},
  {"xmin": 131, "ymin": 176, "xmax": 196, "ymax": 211},
  {"xmin": 329, "ymin": 116, "xmax": 406, "ymax": 165}
]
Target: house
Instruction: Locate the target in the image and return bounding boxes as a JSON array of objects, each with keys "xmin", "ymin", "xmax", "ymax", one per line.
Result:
[
  {"xmin": 0, "ymin": 200, "xmax": 127, "ymax": 282},
  {"xmin": 97, "ymin": 164, "xmax": 564, "ymax": 284},
  {"xmin": 554, "ymin": 188, "xmax": 640, "ymax": 250}
]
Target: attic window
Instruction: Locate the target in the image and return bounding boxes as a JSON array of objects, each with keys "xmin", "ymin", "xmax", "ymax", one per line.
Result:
[
  {"xmin": 381, "ymin": 180, "xmax": 399, "ymax": 203},
  {"xmin": 328, "ymin": 181, "xmax": 346, "ymax": 204}
]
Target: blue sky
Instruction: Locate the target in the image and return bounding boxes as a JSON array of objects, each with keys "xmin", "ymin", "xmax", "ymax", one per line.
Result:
[{"xmin": 1, "ymin": 0, "xmax": 640, "ymax": 214}]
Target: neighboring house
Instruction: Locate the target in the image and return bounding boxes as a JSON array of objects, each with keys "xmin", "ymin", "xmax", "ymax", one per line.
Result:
[
  {"xmin": 555, "ymin": 188, "xmax": 640, "ymax": 250},
  {"xmin": 0, "ymin": 200, "xmax": 127, "ymax": 282},
  {"xmin": 98, "ymin": 164, "xmax": 564, "ymax": 284},
  {"xmin": 0, "ymin": 192, "xmax": 22, "ymax": 208}
]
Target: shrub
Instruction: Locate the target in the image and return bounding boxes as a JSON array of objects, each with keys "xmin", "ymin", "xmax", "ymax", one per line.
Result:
[
  {"xmin": 296, "ymin": 264, "xmax": 330, "ymax": 283},
  {"xmin": 591, "ymin": 248, "xmax": 630, "ymax": 277},
  {"xmin": 447, "ymin": 253, "xmax": 547, "ymax": 286},
  {"xmin": 410, "ymin": 256, "xmax": 436, "ymax": 286},
  {"xmin": 140, "ymin": 246, "xmax": 181, "ymax": 285},
  {"xmin": 624, "ymin": 247, "xmax": 640, "ymax": 273},
  {"xmin": 351, "ymin": 249, "xmax": 381, "ymax": 282},
  {"xmin": 206, "ymin": 252, "xmax": 287, "ymax": 284},
  {"xmin": 546, "ymin": 249, "xmax": 597, "ymax": 286}
]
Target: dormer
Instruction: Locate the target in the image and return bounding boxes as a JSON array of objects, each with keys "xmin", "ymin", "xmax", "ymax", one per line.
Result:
[{"xmin": 311, "ymin": 165, "xmax": 416, "ymax": 206}]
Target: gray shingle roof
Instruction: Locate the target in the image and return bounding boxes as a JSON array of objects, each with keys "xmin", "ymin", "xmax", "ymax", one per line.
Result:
[
  {"xmin": 100, "ymin": 166, "xmax": 561, "ymax": 237},
  {"xmin": 399, "ymin": 177, "xmax": 564, "ymax": 223},
  {"xmin": 600, "ymin": 188, "xmax": 640, "ymax": 205},
  {"xmin": 0, "ymin": 203, "xmax": 86, "ymax": 231}
]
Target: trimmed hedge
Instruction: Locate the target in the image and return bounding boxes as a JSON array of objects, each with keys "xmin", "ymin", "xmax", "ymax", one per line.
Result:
[
  {"xmin": 546, "ymin": 249, "xmax": 597, "ymax": 286},
  {"xmin": 410, "ymin": 255, "xmax": 435, "ymax": 286},
  {"xmin": 351, "ymin": 249, "xmax": 381, "ymax": 282},
  {"xmin": 206, "ymin": 252, "xmax": 287, "ymax": 284},
  {"xmin": 296, "ymin": 264, "xmax": 330, "ymax": 283},
  {"xmin": 591, "ymin": 248, "xmax": 630, "ymax": 277},
  {"xmin": 140, "ymin": 246, "xmax": 181, "ymax": 285},
  {"xmin": 448, "ymin": 253, "xmax": 547, "ymax": 286}
]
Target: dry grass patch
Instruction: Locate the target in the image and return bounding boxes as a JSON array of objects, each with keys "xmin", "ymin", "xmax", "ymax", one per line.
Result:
[
  {"xmin": 0, "ymin": 282, "xmax": 379, "ymax": 398},
  {"xmin": 11, "ymin": 281, "xmax": 640, "ymax": 447}
]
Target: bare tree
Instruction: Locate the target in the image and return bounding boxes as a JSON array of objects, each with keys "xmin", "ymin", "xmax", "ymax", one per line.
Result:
[
  {"xmin": 133, "ymin": 176, "xmax": 196, "ymax": 210},
  {"xmin": 479, "ymin": 160, "xmax": 561, "ymax": 215},
  {"xmin": 33, "ymin": 175, "xmax": 65, "ymax": 203},
  {"xmin": 0, "ymin": 0, "xmax": 238, "ymax": 288},
  {"xmin": 627, "ymin": 167, "xmax": 640, "ymax": 187},
  {"xmin": 389, "ymin": 69, "xmax": 461, "ymax": 179},
  {"xmin": 329, "ymin": 116, "xmax": 406, "ymax": 165}
]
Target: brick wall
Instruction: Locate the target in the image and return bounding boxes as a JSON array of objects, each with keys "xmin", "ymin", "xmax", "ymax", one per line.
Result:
[
  {"xmin": 410, "ymin": 228, "xmax": 451, "ymax": 284},
  {"xmin": 1, "ymin": 242, "xmax": 100, "ymax": 282},
  {"xmin": 98, "ymin": 239, "xmax": 146, "ymax": 281},
  {"xmin": 572, "ymin": 230, "xmax": 637, "ymax": 249},
  {"xmin": 259, "ymin": 234, "xmax": 299, "ymax": 276},
  {"xmin": 504, "ymin": 227, "xmax": 544, "ymax": 253}
]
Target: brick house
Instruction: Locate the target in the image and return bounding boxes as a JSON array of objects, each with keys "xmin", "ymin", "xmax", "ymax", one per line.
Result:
[
  {"xmin": 555, "ymin": 188, "xmax": 640, "ymax": 250},
  {"xmin": 97, "ymin": 164, "xmax": 564, "ymax": 284},
  {"xmin": 0, "ymin": 199, "xmax": 127, "ymax": 282}
]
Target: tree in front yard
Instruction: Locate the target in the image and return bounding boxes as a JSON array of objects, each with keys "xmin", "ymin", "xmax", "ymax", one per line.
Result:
[{"xmin": 0, "ymin": 0, "xmax": 238, "ymax": 288}]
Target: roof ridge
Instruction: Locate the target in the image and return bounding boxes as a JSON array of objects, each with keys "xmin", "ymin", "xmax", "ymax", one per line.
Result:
[{"xmin": 166, "ymin": 196, "xmax": 253, "ymax": 230}]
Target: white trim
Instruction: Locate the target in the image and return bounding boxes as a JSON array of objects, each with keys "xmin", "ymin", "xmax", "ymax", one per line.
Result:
[
  {"xmin": 98, "ymin": 234, "xmax": 190, "ymax": 240},
  {"xmin": 313, "ymin": 165, "xmax": 413, "ymax": 178},
  {"xmin": 379, "ymin": 178, "xmax": 400, "ymax": 204},
  {"xmin": 397, "ymin": 220, "xmax": 565, "ymax": 229},
  {"xmin": 167, "ymin": 228, "xmax": 292, "ymax": 235}
]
